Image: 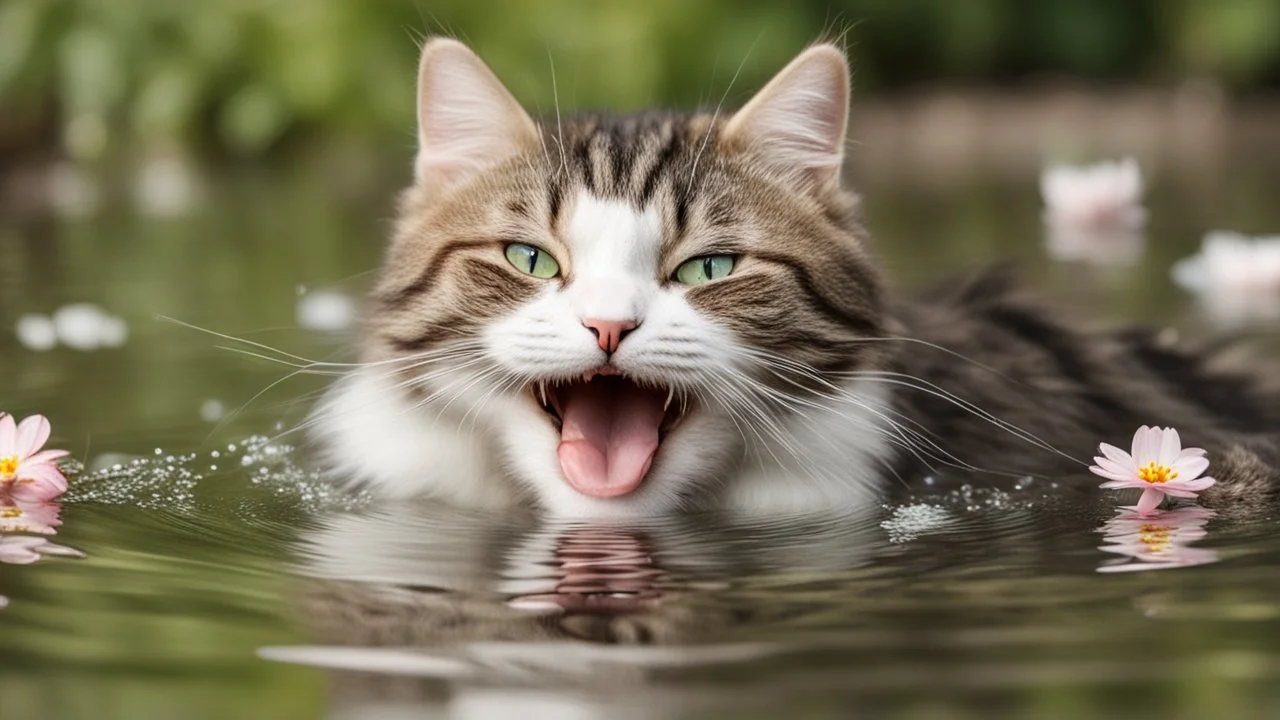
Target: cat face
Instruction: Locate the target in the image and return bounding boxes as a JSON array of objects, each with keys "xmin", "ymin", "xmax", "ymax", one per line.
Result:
[{"xmin": 319, "ymin": 40, "xmax": 889, "ymax": 517}]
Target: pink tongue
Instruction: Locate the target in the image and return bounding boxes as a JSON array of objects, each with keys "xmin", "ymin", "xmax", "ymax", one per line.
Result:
[{"xmin": 557, "ymin": 378, "xmax": 665, "ymax": 498}]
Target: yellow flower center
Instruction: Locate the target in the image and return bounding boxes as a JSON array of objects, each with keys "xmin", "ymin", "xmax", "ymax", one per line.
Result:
[
  {"xmin": 1137, "ymin": 524, "xmax": 1172, "ymax": 555},
  {"xmin": 0, "ymin": 455, "xmax": 17, "ymax": 480},
  {"xmin": 1137, "ymin": 461, "xmax": 1178, "ymax": 484},
  {"xmin": 0, "ymin": 507, "xmax": 21, "ymax": 518}
]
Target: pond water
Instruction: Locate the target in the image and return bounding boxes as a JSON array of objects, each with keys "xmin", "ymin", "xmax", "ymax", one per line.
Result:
[{"xmin": 2, "ymin": 149, "xmax": 1280, "ymax": 719}]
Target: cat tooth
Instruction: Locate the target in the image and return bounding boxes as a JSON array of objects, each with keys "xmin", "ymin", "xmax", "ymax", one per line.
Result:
[
  {"xmin": 664, "ymin": 387, "xmax": 675, "ymax": 413},
  {"xmin": 537, "ymin": 381, "xmax": 547, "ymax": 408}
]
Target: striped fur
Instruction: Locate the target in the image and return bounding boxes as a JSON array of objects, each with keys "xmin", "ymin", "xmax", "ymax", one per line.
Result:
[{"xmin": 312, "ymin": 39, "xmax": 1279, "ymax": 517}]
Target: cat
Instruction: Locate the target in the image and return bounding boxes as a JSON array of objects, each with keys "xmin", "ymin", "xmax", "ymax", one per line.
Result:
[{"xmin": 311, "ymin": 38, "xmax": 1280, "ymax": 518}]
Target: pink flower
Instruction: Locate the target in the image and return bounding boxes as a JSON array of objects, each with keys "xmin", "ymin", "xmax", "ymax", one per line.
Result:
[
  {"xmin": 1041, "ymin": 158, "xmax": 1147, "ymax": 231},
  {"xmin": 1097, "ymin": 506, "xmax": 1218, "ymax": 573},
  {"xmin": 0, "ymin": 497, "xmax": 62, "ymax": 534},
  {"xmin": 0, "ymin": 413, "xmax": 70, "ymax": 501},
  {"xmin": 1089, "ymin": 426, "xmax": 1216, "ymax": 514},
  {"xmin": 0, "ymin": 535, "xmax": 84, "ymax": 565}
]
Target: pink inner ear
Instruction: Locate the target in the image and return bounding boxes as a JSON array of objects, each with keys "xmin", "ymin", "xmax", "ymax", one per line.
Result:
[
  {"xmin": 414, "ymin": 39, "xmax": 536, "ymax": 189},
  {"xmin": 725, "ymin": 45, "xmax": 849, "ymax": 186}
]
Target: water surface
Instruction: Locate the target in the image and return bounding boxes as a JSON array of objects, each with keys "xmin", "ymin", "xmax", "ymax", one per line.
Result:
[{"xmin": 2, "ymin": 152, "xmax": 1279, "ymax": 718}]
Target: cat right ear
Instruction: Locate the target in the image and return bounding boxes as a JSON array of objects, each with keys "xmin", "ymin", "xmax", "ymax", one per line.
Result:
[
  {"xmin": 414, "ymin": 38, "xmax": 538, "ymax": 194},
  {"xmin": 722, "ymin": 44, "xmax": 850, "ymax": 193}
]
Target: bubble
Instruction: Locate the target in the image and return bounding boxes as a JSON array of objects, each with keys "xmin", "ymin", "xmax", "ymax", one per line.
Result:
[
  {"xmin": 881, "ymin": 504, "xmax": 951, "ymax": 544},
  {"xmin": 134, "ymin": 153, "xmax": 199, "ymax": 217},
  {"xmin": 63, "ymin": 433, "xmax": 369, "ymax": 515},
  {"xmin": 200, "ymin": 399, "xmax": 225, "ymax": 422},
  {"xmin": 296, "ymin": 289, "xmax": 356, "ymax": 333}
]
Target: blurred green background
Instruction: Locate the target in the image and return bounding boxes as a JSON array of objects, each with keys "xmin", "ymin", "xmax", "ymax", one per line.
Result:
[
  {"xmin": 3, "ymin": 0, "xmax": 1280, "ymax": 163},
  {"xmin": 4, "ymin": 4, "xmax": 1280, "ymax": 720}
]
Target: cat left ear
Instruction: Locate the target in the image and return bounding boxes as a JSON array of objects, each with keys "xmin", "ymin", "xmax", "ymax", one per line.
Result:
[
  {"xmin": 414, "ymin": 38, "xmax": 539, "ymax": 194},
  {"xmin": 722, "ymin": 44, "xmax": 850, "ymax": 192}
]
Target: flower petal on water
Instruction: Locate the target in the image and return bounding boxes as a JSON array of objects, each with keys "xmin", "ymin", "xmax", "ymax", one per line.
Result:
[
  {"xmin": 1135, "ymin": 487, "xmax": 1165, "ymax": 514},
  {"xmin": 10, "ymin": 463, "xmax": 68, "ymax": 501},
  {"xmin": 14, "ymin": 415, "xmax": 51, "ymax": 458},
  {"xmin": 1098, "ymin": 443, "xmax": 1136, "ymax": 470},
  {"xmin": 1169, "ymin": 455, "xmax": 1209, "ymax": 481},
  {"xmin": 1157, "ymin": 427, "xmax": 1181, "ymax": 467},
  {"xmin": 0, "ymin": 415, "xmax": 14, "ymax": 454}
]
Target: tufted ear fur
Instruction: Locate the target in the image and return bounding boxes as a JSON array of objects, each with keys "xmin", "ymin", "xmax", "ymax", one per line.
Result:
[
  {"xmin": 414, "ymin": 38, "xmax": 538, "ymax": 195},
  {"xmin": 722, "ymin": 44, "xmax": 850, "ymax": 192}
]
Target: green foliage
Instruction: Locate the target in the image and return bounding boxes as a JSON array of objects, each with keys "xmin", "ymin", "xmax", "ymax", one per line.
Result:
[{"xmin": 2, "ymin": 0, "xmax": 1278, "ymax": 159}]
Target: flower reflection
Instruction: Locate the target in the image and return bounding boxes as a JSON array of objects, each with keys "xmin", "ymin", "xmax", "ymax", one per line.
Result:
[
  {"xmin": 506, "ymin": 526, "xmax": 667, "ymax": 615},
  {"xmin": 1096, "ymin": 506, "xmax": 1218, "ymax": 573},
  {"xmin": 0, "ymin": 497, "xmax": 62, "ymax": 534},
  {"xmin": 0, "ymin": 535, "xmax": 85, "ymax": 565},
  {"xmin": 1041, "ymin": 158, "xmax": 1147, "ymax": 265},
  {"xmin": 1172, "ymin": 231, "xmax": 1280, "ymax": 325},
  {"xmin": 1041, "ymin": 158, "xmax": 1146, "ymax": 230}
]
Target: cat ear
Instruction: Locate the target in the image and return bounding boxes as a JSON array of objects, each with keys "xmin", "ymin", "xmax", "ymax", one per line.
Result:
[
  {"xmin": 414, "ymin": 38, "xmax": 538, "ymax": 193},
  {"xmin": 723, "ymin": 44, "xmax": 850, "ymax": 191}
]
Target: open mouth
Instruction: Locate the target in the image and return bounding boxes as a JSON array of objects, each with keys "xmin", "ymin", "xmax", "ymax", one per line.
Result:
[{"xmin": 530, "ymin": 368, "xmax": 688, "ymax": 499}]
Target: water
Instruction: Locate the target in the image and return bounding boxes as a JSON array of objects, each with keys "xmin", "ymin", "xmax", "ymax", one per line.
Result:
[{"xmin": 2, "ymin": 148, "xmax": 1280, "ymax": 719}]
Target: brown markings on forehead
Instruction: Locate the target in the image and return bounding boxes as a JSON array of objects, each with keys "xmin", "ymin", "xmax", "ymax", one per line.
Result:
[
  {"xmin": 367, "ymin": 108, "xmax": 886, "ymax": 380},
  {"xmin": 677, "ymin": 168, "xmax": 885, "ymax": 374},
  {"xmin": 367, "ymin": 157, "xmax": 558, "ymax": 356},
  {"xmin": 541, "ymin": 111, "xmax": 718, "ymax": 223}
]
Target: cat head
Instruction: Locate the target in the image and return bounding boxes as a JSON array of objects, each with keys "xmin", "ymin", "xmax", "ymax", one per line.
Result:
[{"xmin": 354, "ymin": 39, "xmax": 887, "ymax": 516}]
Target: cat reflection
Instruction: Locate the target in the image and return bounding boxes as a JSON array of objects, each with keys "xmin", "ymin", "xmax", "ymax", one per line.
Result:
[
  {"xmin": 263, "ymin": 501, "xmax": 877, "ymax": 717},
  {"xmin": 502, "ymin": 526, "xmax": 667, "ymax": 616},
  {"xmin": 292, "ymin": 500, "xmax": 876, "ymax": 647}
]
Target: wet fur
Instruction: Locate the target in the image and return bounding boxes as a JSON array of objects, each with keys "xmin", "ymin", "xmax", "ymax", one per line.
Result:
[
  {"xmin": 891, "ymin": 270, "xmax": 1280, "ymax": 499},
  {"xmin": 313, "ymin": 39, "xmax": 1280, "ymax": 515}
]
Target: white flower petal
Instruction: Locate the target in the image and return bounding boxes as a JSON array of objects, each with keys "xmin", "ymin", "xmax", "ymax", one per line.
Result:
[
  {"xmin": 14, "ymin": 415, "xmax": 51, "ymax": 459},
  {"xmin": 1092, "ymin": 456, "xmax": 1134, "ymax": 478},
  {"xmin": 1157, "ymin": 427, "xmax": 1182, "ymax": 467},
  {"xmin": 1136, "ymin": 487, "xmax": 1166, "ymax": 514},
  {"xmin": 1132, "ymin": 426, "xmax": 1157, "ymax": 464},
  {"xmin": 1169, "ymin": 456, "xmax": 1209, "ymax": 481},
  {"xmin": 1175, "ymin": 477, "xmax": 1216, "ymax": 493},
  {"xmin": 0, "ymin": 414, "xmax": 15, "ymax": 456},
  {"xmin": 1098, "ymin": 443, "xmax": 1137, "ymax": 471},
  {"xmin": 1091, "ymin": 465, "xmax": 1136, "ymax": 483}
]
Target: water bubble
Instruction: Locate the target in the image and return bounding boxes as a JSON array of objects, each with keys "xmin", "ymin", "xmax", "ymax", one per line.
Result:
[
  {"xmin": 63, "ymin": 432, "xmax": 368, "ymax": 514},
  {"xmin": 296, "ymin": 289, "xmax": 356, "ymax": 333},
  {"xmin": 881, "ymin": 504, "xmax": 951, "ymax": 543},
  {"xmin": 200, "ymin": 399, "xmax": 225, "ymax": 423}
]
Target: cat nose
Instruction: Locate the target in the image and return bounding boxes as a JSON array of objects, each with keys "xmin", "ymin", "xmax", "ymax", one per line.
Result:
[{"xmin": 583, "ymin": 318, "xmax": 637, "ymax": 354}]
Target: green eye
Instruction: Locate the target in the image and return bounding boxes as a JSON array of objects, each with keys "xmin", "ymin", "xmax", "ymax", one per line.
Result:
[
  {"xmin": 504, "ymin": 243, "xmax": 561, "ymax": 279},
  {"xmin": 674, "ymin": 255, "xmax": 736, "ymax": 286}
]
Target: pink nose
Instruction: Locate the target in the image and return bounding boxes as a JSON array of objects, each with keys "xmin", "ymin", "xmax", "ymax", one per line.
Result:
[{"xmin": 583, "ymin": 318, "xmax": 637, "ymax": 354}]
